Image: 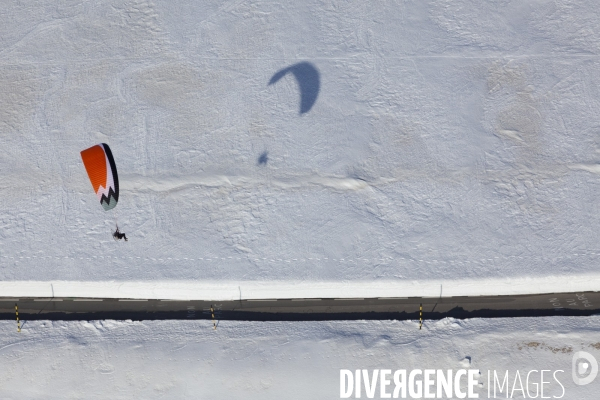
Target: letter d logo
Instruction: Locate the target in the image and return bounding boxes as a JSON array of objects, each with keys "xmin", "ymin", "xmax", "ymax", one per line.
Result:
[{"xmin": 572, "ymin": 351, "xmax": 598, "ymax": 385}]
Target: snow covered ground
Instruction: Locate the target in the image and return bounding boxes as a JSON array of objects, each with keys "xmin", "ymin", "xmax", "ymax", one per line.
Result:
[
  {"xmin": 5, "ymin": 3, "xmax": 600, "ymax": 399},
  {"xmin": 2, "ymin": 274, "xmax": 600, "ymax": 300},
  {"xmin": 1, "ymin": 316, "xmax": 600, "ymax": 399},
  {"xmin": 3, "ymin": 1, "xmax": 600, "ymax": 289}
]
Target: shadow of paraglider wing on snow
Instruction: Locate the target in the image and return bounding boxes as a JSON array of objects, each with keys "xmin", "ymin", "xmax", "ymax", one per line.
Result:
[{"xmin": 269, "ymin": 62, "xmax": 320, "ymax": 114}]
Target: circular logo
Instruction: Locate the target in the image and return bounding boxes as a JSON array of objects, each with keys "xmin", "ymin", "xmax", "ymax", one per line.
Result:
[{"xmin": 572, "ymin": 351, "xmax": 598, "ymax": 386}]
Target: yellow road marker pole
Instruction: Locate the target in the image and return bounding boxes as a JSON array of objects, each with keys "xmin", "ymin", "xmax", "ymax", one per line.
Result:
[
  {"xmin": 15, "ymin": 304, "xmax": 21, "ymax": 333},
  {"xmin": 210, "ymin": 305, "xmax": 217, "ymax": 330},
  {"xmin": 419, "ymin": 303, "xmax": 423, "ymax": 330}
]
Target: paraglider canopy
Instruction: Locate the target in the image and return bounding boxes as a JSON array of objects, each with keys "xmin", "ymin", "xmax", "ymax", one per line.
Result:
[{"xmin": 80, "ymin": 143, "xmax": 119, "ymax": 211}]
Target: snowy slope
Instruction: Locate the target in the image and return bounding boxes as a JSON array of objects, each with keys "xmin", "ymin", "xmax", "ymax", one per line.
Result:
[
  {"xmin": 1, "ymin": 317, "xmax": 600, "ymax": 399},
  {"xmin": 2, "ymin": 1, "xmax": 600, "ymax": 285}
]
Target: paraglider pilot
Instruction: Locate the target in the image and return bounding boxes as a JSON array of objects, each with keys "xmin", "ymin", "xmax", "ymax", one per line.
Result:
[{"xmin": 113, "ymin": 226, "xmax": 128, "ymax": 241}]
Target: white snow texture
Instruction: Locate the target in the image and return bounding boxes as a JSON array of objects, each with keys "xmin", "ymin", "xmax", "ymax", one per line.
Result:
[
  {"xmin": 1, "ymin": 317, "xmax": 600, "ymax": 399},
  {"xmin": 3, "ymin": 1, "xmax": 600, "ymax": 286},
  {"xmin": 4, "ymin": 1, "xmax": 600, "ymax": 399}
]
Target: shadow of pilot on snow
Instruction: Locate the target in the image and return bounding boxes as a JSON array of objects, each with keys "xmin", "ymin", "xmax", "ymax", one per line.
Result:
[{"xmin": 257, "ymin": 151, "xmax": 269, "ymax": 166}]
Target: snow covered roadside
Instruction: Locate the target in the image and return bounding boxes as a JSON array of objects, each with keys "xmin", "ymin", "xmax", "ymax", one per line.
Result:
[
  {"xmin": 1, "ymin": 274, "xmax": 600, "ymax": 300},
  {"xmin": 1, "ymin": 317, "xmax": 599, "ymax": 399}
]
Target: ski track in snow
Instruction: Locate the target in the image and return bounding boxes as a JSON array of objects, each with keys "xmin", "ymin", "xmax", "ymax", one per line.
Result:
[
  {"xmin": 1, "ymin": 252, "xmax": 600, "ymax": 266},
  {"xmin": 121, "ymin": 172, "xmax": 374, "ymax": 192}
]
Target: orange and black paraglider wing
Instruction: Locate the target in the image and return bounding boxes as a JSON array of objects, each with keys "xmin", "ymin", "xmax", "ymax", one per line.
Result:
[{"xmin": 80, "ymin": 143, "xmax": 119, "ymax": 211}]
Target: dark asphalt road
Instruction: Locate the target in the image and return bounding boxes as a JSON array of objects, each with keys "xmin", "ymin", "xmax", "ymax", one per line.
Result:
[{"xmin": 1, "ymin": 291, "xmax": 599, "ymax": 321}]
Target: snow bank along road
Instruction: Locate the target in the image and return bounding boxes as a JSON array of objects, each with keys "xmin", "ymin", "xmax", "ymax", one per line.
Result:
[{"xmin": 1, "ymin": 292, "xmax": 599, "ymax": 321}]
